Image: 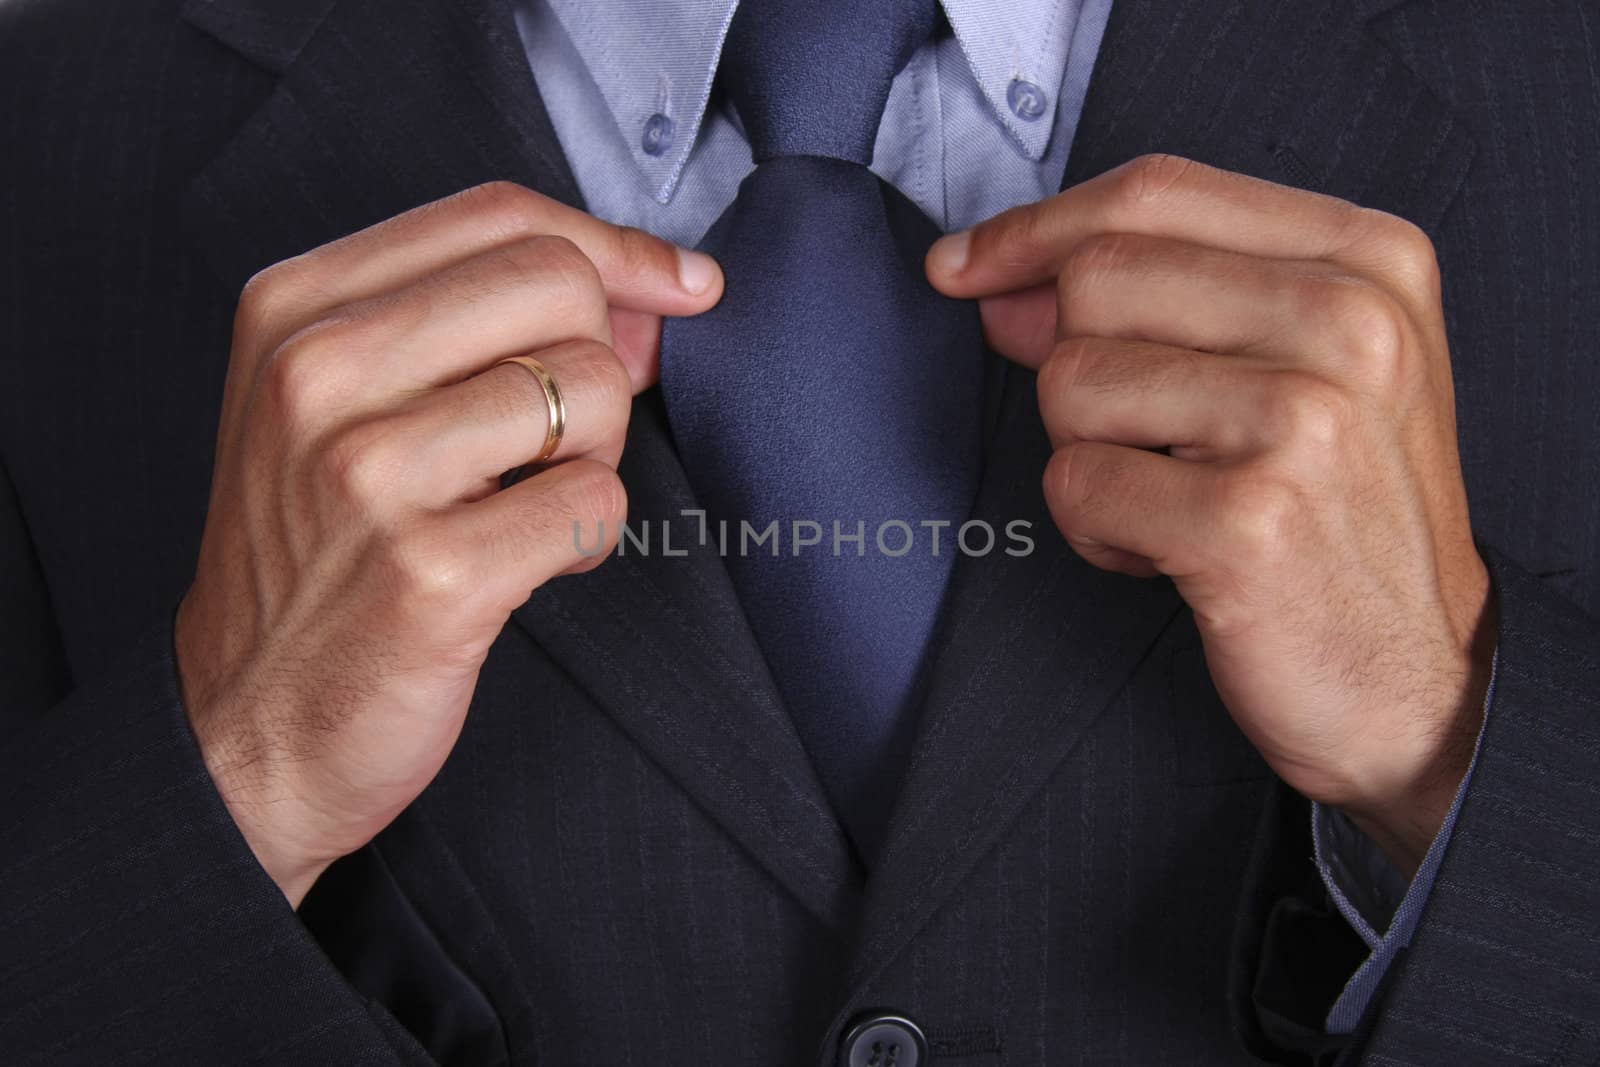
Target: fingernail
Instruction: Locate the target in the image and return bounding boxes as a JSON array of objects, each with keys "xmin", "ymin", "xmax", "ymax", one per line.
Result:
[
  {"xmin": 929, "ymin": 229, "xmax": 971, "ymax": 276},
  {"xmin": 677, "ymin": 249, "xmax": 719, "ymax": 295}
]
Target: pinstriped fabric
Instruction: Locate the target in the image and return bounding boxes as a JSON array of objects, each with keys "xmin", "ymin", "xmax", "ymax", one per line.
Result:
[
  {"xmin": 1382, "ymin": 0, "xmax": 1600, "ymax": 618},
  {"xmin": 413, "ymin": 627, "xmax": 850, "ymax": 1061},
  {"xmin": 864, "ymin": 617, "xmax": 1271, "ymax": 1066},
  {"xmin": 0, "ymin": 459, "xmax": 67, "ymax": 721},
  {"xmin": 1344, "ymin": 554, "xmax": 1600, "ymax": 1063},
  {"xmin": 1338, "ymin": 5, "xmax": 1600, "ymax": 1059},
  {"xmin": 0, "ymin": 637, "xmax": 422, "ymax": 1064},
  {"xmin": 1, "ymin": 0, "xmax": 1598, "ymax": 1064}
]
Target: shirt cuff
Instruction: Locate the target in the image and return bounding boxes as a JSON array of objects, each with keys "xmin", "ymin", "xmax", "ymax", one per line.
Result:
[{"xmin": 1311, "ymin": 646, "xmax": 1499, "ymax": 1034}]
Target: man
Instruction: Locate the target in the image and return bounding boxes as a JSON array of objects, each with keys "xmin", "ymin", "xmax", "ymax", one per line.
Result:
[{"xmin": 0, "ymin": 0, "xmax": 1596, "ymax": 1062}]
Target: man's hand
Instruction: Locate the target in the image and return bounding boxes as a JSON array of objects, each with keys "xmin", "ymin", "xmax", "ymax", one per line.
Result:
[
  {"xmin": 928, "ymin": 155, "xmax": 1495, "ymax": 876},
  {"xmin": 175, "ymin": 182, "xmax": 723, "ymax": 906}
]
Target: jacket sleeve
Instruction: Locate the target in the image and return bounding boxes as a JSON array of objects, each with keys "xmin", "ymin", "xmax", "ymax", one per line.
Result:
[
  {"xmin": 0, "ymin": 459, "xmax": 440, "ymax": 1066},
  {"xmin": 1309, "ymin": 648, "xmax": 1493, "ymax": 1035},
  {"xmin": 1233, "ymin": 546, "xmax": 1600, "ymax": 1066}
]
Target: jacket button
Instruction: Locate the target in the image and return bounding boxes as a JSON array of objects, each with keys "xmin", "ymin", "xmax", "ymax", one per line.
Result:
[{"xmin": 840, "ymin": 1012, "xmax": 927, "ymax": 1067}]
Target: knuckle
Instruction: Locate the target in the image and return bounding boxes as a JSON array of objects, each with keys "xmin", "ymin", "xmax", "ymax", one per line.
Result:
[
  {"xmin": 611, "ymin": 224, "xmax": 672, "ymax": 282},
  {"xmin": 1038, "ymin": 337, "xmax": 1092, "ymax": 419},
  {"xmin": 459, "ymin": 180, "xmax": 548, "ymax": 238},
  {"xmin": 1044, "ymin": 444, "xmax": 1132, "ymax": 543},
  {"xmin": 1339, "ymin": 283, "xmax": 1409, "ymax": 382},
  {"xmin": 1262, "ymin": 373, "xmax": 1353, "ymax": 456},
  {"xmin": 486, "ymin": 232, "xmax": 570, "ymax": 278},
  {"xmin": 1043, "ymin": 444, "xmax": 1103, "ymax": 530},
  {"xmin": 438, "ymin": 238, "xmax": 548, "ymax": 306},
  {"xmin": 582, "ymin": 342, "xmax": 634, "ymax": 417},
  {"xmin": 550, "ymin": 461, "xmax": 628, "ymax": 530},
  {"xmin": 1018, "ymin": 200, "xmax": 1062, "ymax": 253},
  {"xmin": 321, "ymin": 421, "xmax": 405, "ymax": 504},
  {"xmin": 1042, "ymin": 447, "xmax": 1077, "ymax": 513},
  {"xmin": 260, "ymin": 331, "xmax": 331, "ymax": 421},
  {"xmin": 1115, "ymin": 153, "xmax": 1199, "ymax": 210},
  {"xmin": 262, "ymin": 314, "xmax": 384, "ymax": 418},
  {"xmin": 1217, "ymin": 469, "xmax": 1298, "ymax": 565},
  {"xmin": 523, "ymin": 341, "xmax": 630, "ymax": 440},
  {"xmin": 236, "ymin": 259, "xmax": 310, "ymax": 338},
  {"xmin": 985, "ymin": 201, "xmax": 1056, "ymax": 264},
  {"xmin": 318, "ymin": 303, "xmax": 395, "ymax": 353},
  {"xmin": 516, "ymin": 235, "xmax": 607, "ymax": 326},
  {"xmin": 1304, "ymin": 279, "xmax": 1409, "ymax": 383},
  {"xmin": 1060, "ymin": 232, "xmax": 1133, "ymax": 307},
  {"xmin": 1399, "ymin": 233, "xmax": 1442, "ymax": 294},
  {"xmin": 1357, "ymin": 209, "xmax": 1441, "ymax": 293},
  {"xmin": 1385, "ymin": 214, "xmax": 1437, "ymax": 265},
  {"xmin": 387, "ymin": 525, "xmax": 474, "ymax": 606},
  {"xmin": 470, "ymin": 179, "xmax": 534, "ymax": 207}
]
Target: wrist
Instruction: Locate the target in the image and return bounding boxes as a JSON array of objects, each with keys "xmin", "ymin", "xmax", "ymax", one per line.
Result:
[
  {"xmin": 193, "ymin": 715, "xmax": 337, "ymax": 908},
  {"xmin": 1339, "ymin": 606, "xmax": 1496, "ymax": 878},
  {"xmin": 175, "ymin": 592, "xmax": 336, "ymax": 907},
  {"xmin": 1341, "ymin": 725, "xmax": 1476, "ymax": 879}
]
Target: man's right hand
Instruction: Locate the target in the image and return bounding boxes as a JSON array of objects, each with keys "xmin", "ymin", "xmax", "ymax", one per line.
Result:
[{"xmin": 173, "ymin": 183, "xmax": 723, "ymax": 907}]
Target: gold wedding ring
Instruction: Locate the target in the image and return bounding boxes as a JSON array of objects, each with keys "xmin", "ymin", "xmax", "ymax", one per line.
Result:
[{"xmin": 497, "ymin": 356, "xmax": 567, "ymax": 465}]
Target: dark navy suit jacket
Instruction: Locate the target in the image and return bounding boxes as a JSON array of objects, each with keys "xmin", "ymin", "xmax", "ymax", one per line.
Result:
[{"xmin": 1, "ymin": 0, "xmax": 1598, "ymax": 1063}]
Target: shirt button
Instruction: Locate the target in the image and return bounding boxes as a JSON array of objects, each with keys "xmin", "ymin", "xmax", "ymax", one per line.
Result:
[
  {"xmin": 840, "ymin": 1012, "xmax": 927, "ymax": 1067},
  {"xmin": 641, "ymin": 112, "xmax": 675, "ymax": 156},
  {"xmin": 1006, "ymin": 78, "xmax": 1049, "ymax": 121}
]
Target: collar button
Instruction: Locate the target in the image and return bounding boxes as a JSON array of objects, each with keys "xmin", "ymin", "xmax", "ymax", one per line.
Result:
[
  {"xmin": 1006, "ymin": 78, "xmax": 1048, "ymax": 121},
  {"xmin": 642, "ymin": 112, "xmax": 675, "ymax": 156}
]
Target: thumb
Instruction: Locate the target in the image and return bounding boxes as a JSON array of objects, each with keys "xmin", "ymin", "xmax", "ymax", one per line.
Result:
[
  {"xmin": 609, "ymin": 307, "xmax": 668, "ymax": 394},
  {"xmin": 976, "ymin": 283, "xmax": 1058, "ymax": 369}
]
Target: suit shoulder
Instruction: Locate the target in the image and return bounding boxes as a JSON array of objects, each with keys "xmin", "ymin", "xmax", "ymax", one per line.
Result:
[
  {"xmin": 0, "ymin": 0, "xmax": 185, "ymax": 58},
  {"xmin": 0, "ymin": 0, "xmax": 193, "ymax": 137},
  {"xmin": 0, "ymin": 0, "xmax": 268, "ymax": 201}
]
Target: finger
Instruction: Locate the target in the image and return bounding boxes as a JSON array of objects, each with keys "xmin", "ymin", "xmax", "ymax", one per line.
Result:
[
  {"xmin": 977, "ymin": 283, "xmax": 1057, "ymax": 367},
  {"xmin": 928, "ymin": 154, "xmax": 1371, "ymax": 299},
  {"xmin": 608, "ymin": 306, "xmax": 665, "ymax": 393},
  {"xmin": 242, "ymin": 182, "xmax": 721, "ymax": 357},
  {"xmin": 331, "ymin": 339, "xmax": 634, "ymax": 509},
  {"xmin": 271, "ymin": 234, "xmax": 664, "ymax": 420},
  {"xmin": 1038, "ymin": 338, "xmax": 1304, "ymax": 458},
  {"xmin": 221, "ymin": 183, "xmax": 719, "ymax": 451},
  {"xmin": 1042, "ymin": 441, "xmax": 1232, "ymax": 578},
  {"xmin": 444, "ymin": 458, "xmax": 628, "ymax": 612},
  {"xmin": 1049, "ymin": 234, "xmax": 1371, "ymax": 363}
]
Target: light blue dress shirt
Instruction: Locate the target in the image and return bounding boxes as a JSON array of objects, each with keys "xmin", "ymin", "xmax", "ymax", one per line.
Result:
[
  {"xmin": 511, "ymin": 0, "xmax": 1482, "ymax": 1034},
  {"xmin": 514, "ymin": 0, "xmax": 1113, "ymax": 245}
]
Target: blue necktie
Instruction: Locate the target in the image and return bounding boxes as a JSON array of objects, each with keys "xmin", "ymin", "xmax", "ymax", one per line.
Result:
[{"xmin": 660, "ymin": 0, "xmax": 982, "ymax": 861}]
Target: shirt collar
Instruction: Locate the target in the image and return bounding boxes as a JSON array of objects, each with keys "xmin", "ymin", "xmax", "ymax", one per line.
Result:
[
  {"xmin": 541, "ymin": 0, "xmax": 1080, "ymax": 203},
  {"xmin": 941, "ymin": 0, "xmax": 1084, "ymax": 161}
]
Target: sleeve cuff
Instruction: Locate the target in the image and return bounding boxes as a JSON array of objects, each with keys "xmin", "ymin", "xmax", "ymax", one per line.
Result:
[
  {"xmin": 1311, "ymin": 645, "xmax": 1499, "ymax": 1033},
  {"xmin": 0, "ymin": 625, "xmax": 421, "ymax": 1062}
]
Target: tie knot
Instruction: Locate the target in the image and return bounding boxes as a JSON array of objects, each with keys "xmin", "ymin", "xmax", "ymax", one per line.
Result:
[{"xmin": 720, "ymin": 0, "xmax": 937, "ymax": 165}]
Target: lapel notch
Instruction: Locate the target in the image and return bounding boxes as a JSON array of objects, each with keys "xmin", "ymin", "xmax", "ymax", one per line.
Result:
[{"xmin": 178, "ymin": 0, "xmax": 583, "ymax": 297}]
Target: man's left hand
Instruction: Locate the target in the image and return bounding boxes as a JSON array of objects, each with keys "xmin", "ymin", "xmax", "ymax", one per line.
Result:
[{"xmin": 927, "ymin": 154, "xmax": 1495, "ymax": 876}]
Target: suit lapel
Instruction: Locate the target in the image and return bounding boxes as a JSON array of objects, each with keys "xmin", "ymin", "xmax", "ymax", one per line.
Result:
[
  {"xmin": 511, "ymin": 395, "xmax": 863, "ymax": 930},
  {"xmin": 179, "ymin": 0, "xmax": 584, "ymax": 293},
  {"xmin": 180, "ymin": 0, "xmax": 859, "ymax": 931},
  {"xmin": 840, "ymin": 0, "xmax": 1477, "ymax": 1005},
  {"xmin": 844, "ymin": 360, "xmax": 1185, "ymax": 990}
]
